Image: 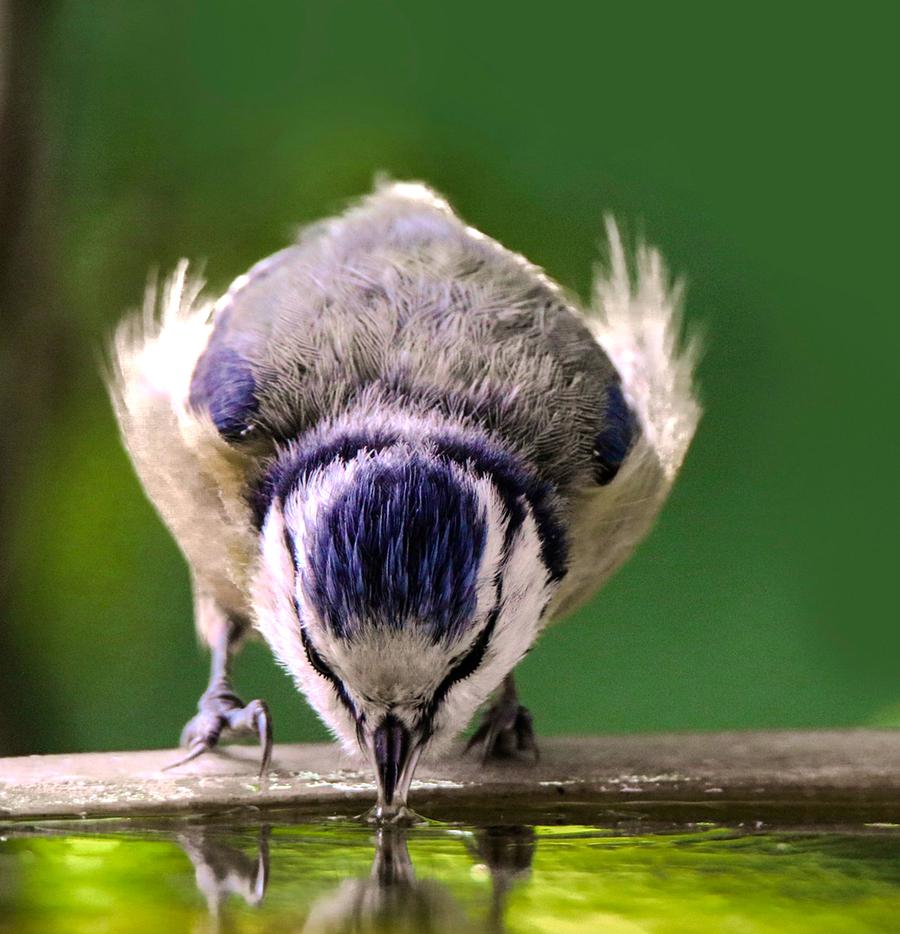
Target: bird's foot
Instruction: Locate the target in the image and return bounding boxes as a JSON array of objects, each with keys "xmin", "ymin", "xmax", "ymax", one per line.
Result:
[
  {"xmin": 165, "ymin": 685, "xmax": 273, "ymax": 779},
  {"xmin": 465, "ymin": 693, "xmax": 539, "ymax": 763}
]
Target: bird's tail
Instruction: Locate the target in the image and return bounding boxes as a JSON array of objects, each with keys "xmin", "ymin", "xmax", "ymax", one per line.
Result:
[
  {"xmin": 106, "ymin": 260, "xmax": 214, "ymax": 417},
  {"xmin": 588, "ymin": 219, "xmax": 702, "ymax": 482}
]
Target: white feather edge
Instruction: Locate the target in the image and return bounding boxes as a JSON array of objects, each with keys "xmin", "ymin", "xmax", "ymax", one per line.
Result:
[
  {"xmin": 588, "ymin": 218, "xmax": 702, "ymax": 482},
  {"xmin": 107, "ymin": 262, "xmax": 258, "ymax": 624},
  {"xmin": 547, "ymin": 221, "xmax": 702, "ymax": 621},
  {"xmin": 108, "ymin": 260, "xmax": 213, "ymax": 412}
]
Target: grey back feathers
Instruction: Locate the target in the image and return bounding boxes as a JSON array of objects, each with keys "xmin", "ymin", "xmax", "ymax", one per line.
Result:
[
  {"xmin": 107, "ymin": 179, "xmax": 699, "ymax": 663},
  {"xmin": 189, "ymin": 183, "xmax": 617, "ymax": 495}
]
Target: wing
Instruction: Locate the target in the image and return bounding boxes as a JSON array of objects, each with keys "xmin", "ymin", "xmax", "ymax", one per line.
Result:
[
  {"xmin": 107, "ymin": 263, "xmax": 259, "ymax": 631},
  {"xmin": 549, "ymin": 220, "xmax": 701, "ymax": 620}
]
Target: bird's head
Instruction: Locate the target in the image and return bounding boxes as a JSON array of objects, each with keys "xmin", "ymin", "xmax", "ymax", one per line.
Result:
[{"xmin": 252, "ymin": 430, "xmax": 566, "ymax": 819}]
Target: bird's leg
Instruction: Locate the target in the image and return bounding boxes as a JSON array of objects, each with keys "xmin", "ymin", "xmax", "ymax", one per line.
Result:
[
  {"xmin": 165, "ymin": 614, "xmax": 273, "ymax": 779},
  {"xmin": 466, "ymin": 826, "xmax": 536, "ymax": 931},
  {"xmin": 465, "ymin": 674, "xmax": 539, "ymax": 763}
]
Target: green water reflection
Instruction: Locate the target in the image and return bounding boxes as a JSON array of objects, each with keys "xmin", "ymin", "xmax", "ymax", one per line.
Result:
[{"xmin": 2, "ymin": 819, "xmax": 899, "ymax": 932}]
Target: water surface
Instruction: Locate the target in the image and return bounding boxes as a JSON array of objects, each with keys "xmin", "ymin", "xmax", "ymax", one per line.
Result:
[{"xmin": 2, "ymin": 814, "xmax": 899, "ymax": 932}]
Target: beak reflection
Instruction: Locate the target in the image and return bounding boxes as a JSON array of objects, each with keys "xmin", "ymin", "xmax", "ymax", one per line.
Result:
[{"xmin": 369, "ymin": 714, "xmax": 421, "ymax": 822}]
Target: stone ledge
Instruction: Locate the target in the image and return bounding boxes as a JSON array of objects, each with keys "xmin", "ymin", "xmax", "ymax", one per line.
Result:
[{"xmin": 2, "ymin": 730, "xmax": 899, "ymax": 822}]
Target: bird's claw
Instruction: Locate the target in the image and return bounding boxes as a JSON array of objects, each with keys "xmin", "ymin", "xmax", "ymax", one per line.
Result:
[
  {"xmin": 465, "ymin": 700, "xmax": 539, "ymax": 763},
  {"xmin": 165, "ymin": 690, "xmax": 273, "ymax": 780}
]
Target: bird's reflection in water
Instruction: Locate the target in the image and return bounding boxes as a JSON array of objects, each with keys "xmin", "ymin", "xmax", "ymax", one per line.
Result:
[
  {"xmin": 304, "ymin": 828, "xmax": 469, "ymax": 933},
  {"xmin": 467, "ymin": 826, "xmax": 536, "ymax": 933},
  {"xmin": 177, "ymin": 825, "xmax": 269, "ymax": 919},
  {"xmin": 177, "ymin": 822, "xmax": 536, "ymax": 932}
]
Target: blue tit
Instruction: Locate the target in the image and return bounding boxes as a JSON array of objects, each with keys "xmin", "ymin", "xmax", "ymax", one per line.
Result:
[{"xmin": 108, "ymin": 182, "xmax": 700, "ymax": 820}]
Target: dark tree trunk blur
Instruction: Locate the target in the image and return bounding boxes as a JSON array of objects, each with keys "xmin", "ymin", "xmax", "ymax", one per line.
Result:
[{"xmin": 0, "ymin": 0, "xmax": 63, "ymax": 754}]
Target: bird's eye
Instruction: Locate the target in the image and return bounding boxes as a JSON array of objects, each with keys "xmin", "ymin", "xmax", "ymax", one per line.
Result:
[
  {"xmin": 418, "ymin": 605, "xmax": 500, "ymax": 738},
  {"xmin": 299, "ymin": 625, "xmax": 358, "ymax": 719},
  {"xmin": 302, "ymin": 627, "xmax": 334, "ymax": 680}
]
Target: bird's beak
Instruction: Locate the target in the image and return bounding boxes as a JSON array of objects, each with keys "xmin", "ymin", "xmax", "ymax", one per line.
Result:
[{"xmin": 369, "ymin": 714, "xmax": 421, "ymax": 821}]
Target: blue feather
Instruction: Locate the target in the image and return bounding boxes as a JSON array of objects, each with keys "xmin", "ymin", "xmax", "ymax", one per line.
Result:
[
  {"xmin": 255, "ymin": 428, "xmax": 569, "ymax": 583},
  {"xmin": 593, "ymin": 383, "xmax": 637, "ymax": 485},
  {"xmin": 189, "ymin": 310, "xmax": 259, "ymax": 441},
  {"xmin": 303, "ymin": 455, "xmax": 487, "ymax": 643},
  {"xmin": 252, "ymin": 428, "xmax": 401, "ymax": 527}
]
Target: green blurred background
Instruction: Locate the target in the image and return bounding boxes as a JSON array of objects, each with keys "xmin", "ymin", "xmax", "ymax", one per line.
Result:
[{"xmin": 1, "ymin": 2, "xmax": 897, "ymax": 756}]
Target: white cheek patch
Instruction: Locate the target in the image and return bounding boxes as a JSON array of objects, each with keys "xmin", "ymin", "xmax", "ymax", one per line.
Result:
[
  {"xmin": 285, "ymin": 459, "xmax": 355, "ymax": 645},
  {"xmin": 468, "ymin": 474, "xmax": 506, "ymax": 619},
  {"xmin": 252, "ymin": 463, "xmax": 365, "ymax": 752},
  {"xmin": 426, "ymin": 503, "xmax": 554, "ymax": 753}
]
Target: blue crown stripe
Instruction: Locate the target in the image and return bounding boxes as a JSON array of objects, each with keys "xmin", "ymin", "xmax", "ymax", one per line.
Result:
[
  {"xmin": 250, "ymin": 429, "xmax": 568, "ymax": 583},
  {"xmin": 249, "ymin": 429, "xmax": 401, "ymax": 528},
  {"xmin": 303, "ymin": 455, "xmax": 489, "ymax": 642}
]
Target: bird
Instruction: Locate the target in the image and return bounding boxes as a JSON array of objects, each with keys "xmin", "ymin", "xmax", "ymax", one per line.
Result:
[{"xmin": 108, "ymin": 181, "xmax": 700, "ymax": 821}]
